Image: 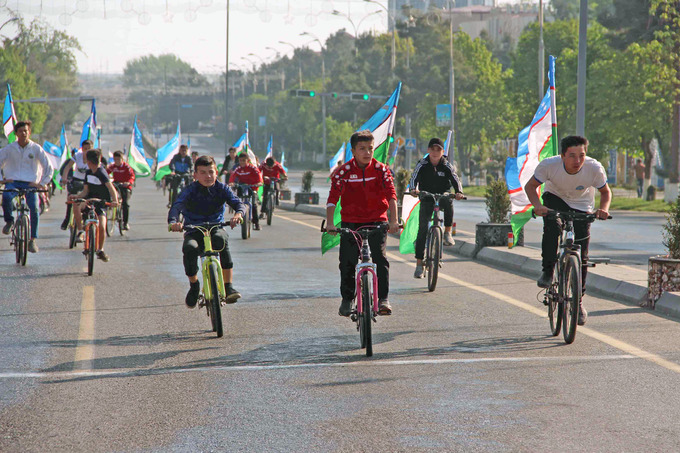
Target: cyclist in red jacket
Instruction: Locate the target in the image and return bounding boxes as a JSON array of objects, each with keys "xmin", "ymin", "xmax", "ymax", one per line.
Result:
[
  {"xmin": 259, "ymin": 156, "xmax": 287, "ymax": 209},
  {"xmin": 326, "ymin": 130, "xmax": 399, "ymax": 317},
  {"xmin": 106, "ymin": 150, "xmax": 135, "ymax": 230},
  {"xmin": 229, "ymin": 153, "xmax": 263, "ymax": 230}
]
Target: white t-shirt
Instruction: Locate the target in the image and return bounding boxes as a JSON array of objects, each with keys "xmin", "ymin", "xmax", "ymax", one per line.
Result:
[
  {"xmin": 71, "ymin": 151, "xmax": 88, "ymax": 181},
  {"xmin": 533, "ymin": 155, "xmax": 608, "ymax": 212}
]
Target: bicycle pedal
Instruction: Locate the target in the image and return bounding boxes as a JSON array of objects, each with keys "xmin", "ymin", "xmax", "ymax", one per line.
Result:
[{"xmin": 350, "ymin": 314, "xmax": 357, "ymax": 322}]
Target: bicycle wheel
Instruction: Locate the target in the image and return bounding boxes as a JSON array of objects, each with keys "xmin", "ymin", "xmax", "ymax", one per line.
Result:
[
  {"xmin": 427, "ymin": 227, "xmax": 441, "ymax": 292},
  {"xmin": 266, "ymin": 195, "xmax": 274, "ymax": 226},
  {"xmin": 87, "ymin": 223, "xmax": 96, "ymax": 276},
  {"xmin": 68, "ymin": 210, "xmax": 77, "ymax": 249},
  {"xmin": 358, "ymin": 273, "xmax": 373, "ymax": 357},
  {"xmin": 18, "ymin": 215, "xmax": 29, "ymax": 266},
  {"xmin": 548, "ymin": 266, "xmax": 562, "ymax": 336},
  {"xmin": 208, "ymin": 262, "xmax": 224, "ymax": 337},
  {"xmin": 118, "ymin": 209, "xmax": 125, "ymax": 236},
  {"xmin": 105, "ymin": 207, "xmax": 115, "ymax": 236},
  {"xmin": 241, "ymin": 205, "xmax": 250, "ymax": 240},
  {"xmin": 562, "ymin": 254, "xmax": 581, "ymax": 344}
]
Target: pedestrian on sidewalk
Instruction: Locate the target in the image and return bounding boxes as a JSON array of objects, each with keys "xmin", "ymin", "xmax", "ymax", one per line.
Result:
[{"xmin": 634, "ymin": 158, "xmax": 645, "ymax": 198}]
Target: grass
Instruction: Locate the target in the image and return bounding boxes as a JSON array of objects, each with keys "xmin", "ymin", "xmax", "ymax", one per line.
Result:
[{"xmin": 462, "ymin": 185, "xmax": 487, "ymax": 197}]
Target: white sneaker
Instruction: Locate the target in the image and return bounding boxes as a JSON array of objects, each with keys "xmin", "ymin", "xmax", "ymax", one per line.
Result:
[
  {"xmin": 443, "ymin": 232, "xmax": 455, "ymax": 246},
  {"xmin": 414, "ymin": 264, "xmax": 424, "ymax": 279}
]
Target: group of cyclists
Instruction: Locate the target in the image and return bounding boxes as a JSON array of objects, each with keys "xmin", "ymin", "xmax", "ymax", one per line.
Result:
[{"xmin": 1, "ymin": 118, "xmax": 611, "ymax": 331}]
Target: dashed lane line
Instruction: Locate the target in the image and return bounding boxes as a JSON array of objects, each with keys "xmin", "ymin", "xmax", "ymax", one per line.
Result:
[
  {"xmin": 73, "ymin": 286, "xmax": 95, "ymax": 371},
  {"xmin": 278, "ymin": 212, "xmax": 680, "ymax": 375}
]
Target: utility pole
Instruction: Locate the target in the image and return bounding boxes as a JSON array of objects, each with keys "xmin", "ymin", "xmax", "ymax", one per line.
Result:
[
  {"xmin": 225, "ymin": 0, "xmax": 230, "ymax": 154},
  {"xmin": 575, "ymin": 0, "xmax": 587, "ymax": 136},
  {"xmin": 449, "ymin": 0, "xmax": 455, "ymax": 159},
  {"xmin": 538, "ymin": 0, "xmax": 545, "ymax": 101}
]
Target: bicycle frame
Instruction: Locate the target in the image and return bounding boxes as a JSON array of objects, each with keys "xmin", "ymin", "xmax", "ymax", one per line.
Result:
[
  {"xmin": 195, "ymin": 224, "xmax": 227, "ymax": 304},
  {"xmin": 355, "ymin": 240, "xmax": 380, "ymax": 316}
]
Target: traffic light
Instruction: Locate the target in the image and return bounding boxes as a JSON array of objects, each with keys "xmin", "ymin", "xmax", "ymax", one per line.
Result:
[
  {"xmin": 331, "ymin": 92, "xmax": 339, "ymax": 99},
  {"xmin": 289, "ymin": 89, "xmax": 316, "ymax": 98},
  {"xmin": 351, "ymin": 92, "xmax": 370, "ymax": 101}
]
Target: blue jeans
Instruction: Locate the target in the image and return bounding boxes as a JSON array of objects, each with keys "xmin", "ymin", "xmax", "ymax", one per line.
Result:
[{"xmin": 2, "ymin": 181, "xmax": 40, "ymax": 239}]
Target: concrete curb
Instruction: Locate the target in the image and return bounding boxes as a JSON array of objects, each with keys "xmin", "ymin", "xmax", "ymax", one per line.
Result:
[
  {"xmin": 655, "ymin": 292, "xmax": 680, "ymax": 318},
  {"xmin": 278, "ymin": 200, "xmax": 649, "ymax": 307}
]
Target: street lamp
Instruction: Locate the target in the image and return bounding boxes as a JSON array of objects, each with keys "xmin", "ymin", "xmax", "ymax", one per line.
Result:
[
  {"xmin": 364, "ymin": 0, "xmax": 395, "ymax": 72},
  {"xmin": 301, "ymin": 31, "xmax": 327, "ymax": 160},
  {"xmin": 279, "ymin": 40, "xmax": 302, "ymax": 88},
  {"xmin": 331, "ymin": 9, "xmax": 382, "ymax": 57},
  {"xmin": 247, "ymin": 52, "xmax": 267, "ymax": 68}
]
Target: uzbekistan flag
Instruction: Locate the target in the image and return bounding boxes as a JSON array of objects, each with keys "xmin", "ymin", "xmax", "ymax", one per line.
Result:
[
  {"xmin": 43, "ymin": 140, "xmax": 63, "ymax": 188},
  {"xmin": 328, "ymin": 142, "xmax": 346, "ymax": 177},
  {"xmin": 280, "ymin": 151, "xmax": 288, "ymax": 173},
  {"xmin": 3, "ymin": 84, "xmax": 17, "ymax": 144},
  {"xmin": 321, "ymin": 82, "xmax": 402, "ymax": 254},
  {"xmin": 153, "ymin": 123, "xmax": 181, "ymax": 181},
  {"xmin": 504, "ymin": 55, "xmax": 558, "ymax": 245},
  {"xmin": 80, "ymin": 99, "xmax": 99, "ymax": 147},
  {"xmin": 128, "ymin": 116, "xmax": 152, "ymax": 176},
  {"xmin": 265, "ymin": 135, "xmax": 273, "ymax": 160}
]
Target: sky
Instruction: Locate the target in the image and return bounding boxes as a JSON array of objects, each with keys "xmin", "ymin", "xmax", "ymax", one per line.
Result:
[{"xmin": 0, "ymin": 0, "xmax": 530, "ymax": 75}]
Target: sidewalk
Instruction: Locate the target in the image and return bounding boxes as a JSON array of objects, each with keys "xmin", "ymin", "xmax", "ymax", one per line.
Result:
[{"xmin": 277, "ymin": 200, "xmax": 668, "ymax": 312}]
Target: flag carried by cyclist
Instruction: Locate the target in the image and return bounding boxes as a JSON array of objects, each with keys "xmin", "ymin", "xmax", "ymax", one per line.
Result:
[
  {"xmin": 80, "ymin": 99, "xmax": 99, "ymax": 148},
  {"xmin": 127, "ymin": 115, "xmax": 152, "ymax": 177},
  {"xmin": 504, "ymin": 55, "xmax": 558, "ymax": 246},
  {"xmin": 321, "ymin": 82, "xmax": 402, "ymax": 255},
  {"xmin": 3, "ymin": 84, "xmax": 17, "ymax": 144},
  {"xmin": 153, "ymin": 122, "xmax": 181, "ymax": 181}
]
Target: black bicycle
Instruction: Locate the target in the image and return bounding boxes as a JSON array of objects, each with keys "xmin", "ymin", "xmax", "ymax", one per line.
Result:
[
  {"xmin": 409, "ymin": 191, "xmax": 465, "ymax": 292},
  {"xmin": 539, "ymin": 210, "xmax": 610, "ymax": 344},
  {"xmin": 234, "ymin": 183, "xmax": 258, "ymax": 240},
  {"xmin": 262, "ymin": 178, "xmax": 280, "ymax": 226},
  {"xmin": 0, "ymin": 186, "xmax": 48, "ymax": 266},
  {"xmin": 168, "ymin": 173, "xmax": 190, "ymax": 207}
]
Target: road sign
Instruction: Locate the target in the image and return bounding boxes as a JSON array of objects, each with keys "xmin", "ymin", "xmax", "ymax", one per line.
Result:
[
  {"xmin": 436, "ymin": 104, "xmax": 452, "ymax": 127},
  {"xmin": 405, "ymin": 138, "xmax": 416, "ymax": 151},
  {"xmin": 395, "ymin": 136, "xmax": 405, "ymax": 148}
]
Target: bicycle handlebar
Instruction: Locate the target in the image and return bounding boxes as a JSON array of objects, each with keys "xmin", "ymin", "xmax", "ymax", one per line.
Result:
[
  {"xmin": 66, "ymin": 198, "xmax": 114, "ymax": 206},
  {"xmin": 167, "ymin": 221, "xmax": 234, "ymax": 232},
  {"xmin": 408, "ymin": 191, "xmax": 467, "ymax": 201},
  {"xmin": 320, "ymin": 219, "xmax": 403, "ymax": 235},
  {"xmin": 0, "ymin": 188, "xmax": 49, "ymax": 193},
  {"xmin": 533, "ymin": 210, "xmax": 612, "ymax": 221}
]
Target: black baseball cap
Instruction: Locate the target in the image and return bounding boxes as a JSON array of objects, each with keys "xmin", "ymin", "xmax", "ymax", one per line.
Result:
[{"xmin": 428, "ymin": 137, "xmax": 445, "ymax": 149}]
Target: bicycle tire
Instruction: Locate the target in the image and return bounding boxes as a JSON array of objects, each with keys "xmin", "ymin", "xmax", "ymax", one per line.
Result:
[
  {"xmin": 208, "ymin": 262, "xmax": 224, "ymax": 337},
  {"xmin": 87, "ymin": 223, "xmax": 96, "ymax": 276},
  {"xmin": 241, "ymin": 205, "xmax": 250, "ymax": 240},
  {"xmin": 118, "ymin": 209, "xmax": 125, "ymax": 236},
  {"xmin": 13, "ymin": 220, "xmax": 20, "ymax": 264},
  {"xmin": 68, "ymin": 211, "xmax": 77, "ymax": 249},
  {"xmin": 427, "ymin": 227, "xmax": 441, "ymax": 292},
  {"xmin": 18, "ymin": 215, "xmax": 29, "ymax": 266},
  {"xmin": 548, "ymin": 267, "xmax": 562, "ymax": 336},
  {"xmin": 105, "ymin": 207, "xmax": 115, "ymax": 237},
  {"xmin": 359, "ymin": 273, "xmax": 373, "ymax": 356},
  {"xmin": 562, "ymin": 254, "xmax": 581, "ymax": 344},
  {"xmin": 266, "ymin": 194, "xmax": 273, "ymax": 226}
]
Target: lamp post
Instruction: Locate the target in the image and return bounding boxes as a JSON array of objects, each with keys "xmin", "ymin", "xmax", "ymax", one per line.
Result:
[
  {"xmin": 575, "ymin": 0, "xmax": 588, "ymax": 136},
  {"xmin": 301, "ymin": 31, "xmax": 327, "ymax": 161},
  {"xmin": 225, "ymin": 0, "xmax": 230, "ymax": 155},
  {"xmin": 449, "ymin": 0, "xmax": 456, "ymax": 161},
  {"xmin": 248, "ymin": 52, "xmax": 269, "ymax": 94},
  {"xmin": 331, "ymin": 9, "xmax": 382, "ymax": 57},
  {"xmin": 538, "ymin": 0, "xmax": 545, "ymax": 101},
  {"xmin": 279, "ymin": 40, "xmax": 302, "ymax": 88},
  {"xmin": 364, "ymin": 0, "xmax": 395, "ymax": 73}
]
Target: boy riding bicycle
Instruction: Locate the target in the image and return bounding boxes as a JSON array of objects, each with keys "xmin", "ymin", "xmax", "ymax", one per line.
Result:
[
  {"xmin": 326, "ymin": 130, "xmax": 400, "ymax": 317},
  {"xmin": 259, "ymin": 156, "xmax": 287, "ymax": 212},
  {"xmin": 524, "ymin": 135, "xmax": 611, "ymax": 326},
  {"xmin": 169, "ymin": 155, "xmax": 245, "ymax": 308},
  {"xmin": 68, "ymin": 149, "xmax": 120, "ymax": 262},
  {"xmin": 409, "ymin": 137, "xmax": 465, "ymax": 279},
  {"xmin": 229, "ymin": 153, "xmax": 263, "ymax": 230},
  {"xmin": 106, "ymin": 150, "xmax": 135, "ymax": 230}
]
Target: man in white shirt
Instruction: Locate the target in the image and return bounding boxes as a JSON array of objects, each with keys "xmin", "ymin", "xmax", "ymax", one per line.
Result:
[
  {"xmin": 60, "ymin": 139, "xmax": 93, "ymax": 241},
  {"xmin": 0, "ymin": 121, "xmax": 54, "ymax": 253},
  {"xmin": 524, "ymin": 135, "xmax": 611, "ymax": 326}
]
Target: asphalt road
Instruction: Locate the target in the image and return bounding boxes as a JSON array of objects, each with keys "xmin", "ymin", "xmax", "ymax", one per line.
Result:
[{"xmin": 1, "ymin": 175, "xmax": 680, "ymax": 452}]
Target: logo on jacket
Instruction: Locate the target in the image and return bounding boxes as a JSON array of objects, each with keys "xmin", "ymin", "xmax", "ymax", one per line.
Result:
[
  {"xmin": 437, "ymin": 171, "xmax": 445, "ymax": 177},
  {"xmin": 575, "ymin": 185, "xmax": 585, "ymax": 190},
  {"xmin": 349, "ymin": 174, "xmax": 358, "ymax": 179}
]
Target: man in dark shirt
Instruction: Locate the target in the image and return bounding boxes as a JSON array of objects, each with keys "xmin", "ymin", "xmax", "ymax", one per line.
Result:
[
  {"xmin": 169, "ymin": 155, "xmax": 246, "ymax": 308},
  {"xmin": 168, "ymin": 145, "xmax": 193, "ymax": 206},
  {"xmin": 409, "ymin": 137, "xmax": 465, "ymax": 278},
  {"xmin": 68, "ymin": 149, "xmax": 119, "ymax": 262}
]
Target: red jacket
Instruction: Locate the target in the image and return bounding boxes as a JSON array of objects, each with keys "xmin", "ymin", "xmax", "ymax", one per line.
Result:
[
  {"xmin": 259, "ymin": 162, "xmax": 287, "ymax": 184},
  {"xmin": 229, "ymin": 164, "xmax": 263, "ymax": 187},
  {"xmin": 327, "ymin": 158, "xmax": 397, "ymax": 223},
  {"xmin": 106, "ymin": 162, "xmax": 136, "ymax": 185}
]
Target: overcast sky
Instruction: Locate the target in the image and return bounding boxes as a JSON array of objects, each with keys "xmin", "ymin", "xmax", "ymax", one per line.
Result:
[{"xmin": 2, "ymin": 0, "xmax": 530, "ymax": 75}]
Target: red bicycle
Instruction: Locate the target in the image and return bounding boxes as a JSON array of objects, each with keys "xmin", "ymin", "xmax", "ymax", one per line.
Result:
[{"xmin": 68, "ymin": 198, "xmax": 113, "ymax": 276}]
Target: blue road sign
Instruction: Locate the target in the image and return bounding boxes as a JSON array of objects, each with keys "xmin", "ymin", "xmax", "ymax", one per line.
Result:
[{"xmin": 405, "ymin": 138, "xmax": 416, "ymax": 151}]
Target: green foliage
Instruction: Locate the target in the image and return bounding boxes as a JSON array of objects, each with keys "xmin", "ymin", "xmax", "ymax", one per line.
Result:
[
  {"xmin": 394, "ymin": 168, "xmax": 411, "ymax": 202},
  {"xmin": 302, "ymin": 170, "xmax": 314, "ymax": 193},
  {"xmin": 123, "ymin": 54, "xmax": 208, "ymax": 91},
  {"xmin": 0, "ymin": 47, "xmax": 47, "ymax": 134},
  {"xmin": 662, "ymin": 197, "xmax": 680, "ymax": 259},
  {"xmin": 484, "ymin": 177, "xmax": 511, "ymax": 223}
]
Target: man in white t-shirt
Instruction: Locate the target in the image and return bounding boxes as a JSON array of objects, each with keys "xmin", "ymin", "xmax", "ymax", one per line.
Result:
[
  {"xmin": 524, "ymin": 135, "xmax": 611, "ymax": 326},
  {"xmin": 61, "ymin": 140, "xmax": 93, "ymax": 242}
]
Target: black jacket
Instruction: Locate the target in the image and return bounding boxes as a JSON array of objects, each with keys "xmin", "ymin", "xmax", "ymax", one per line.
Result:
[{"xmin": 409, "ymin": 156, "xmax": 462, "ymax": 195}]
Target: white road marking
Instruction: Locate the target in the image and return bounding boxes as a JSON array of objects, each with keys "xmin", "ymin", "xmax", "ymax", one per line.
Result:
[{"xmin": 0, "ymin": 355, "xmax": 637, "ymax": 380}]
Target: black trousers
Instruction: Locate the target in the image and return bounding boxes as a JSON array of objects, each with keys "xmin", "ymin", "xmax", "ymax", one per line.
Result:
[
  {"xmin": 237, "ymin": 186, "xmax": 259, "ymax": 226},
  {"xmin": 117, "ymin": 185, "xmax": 132, "ymax": 223},
  {"xmin": 170, "ymin": 174, "xmax": 191, "ymax": 202},
  {"xmin": 414, "ymin": 199, "xmax": 453, "ymax": 260},
  {"xmin": 541, "ymin": 192, "xmax": 591, "ymax": 289},
  {"xmin": 63, "ymin": 179, "xmax": 85, "ymax": 223},
  {"xmin": 262, "ymin": 182, "xmax": 279, "ymax": 209},
  {"xmin": 339, "ymin": 221, "xmax": 389, "ymax": 301},
  {"xmin": 182, "ymin": 228, "xmax": 232, "ymax": 277}
]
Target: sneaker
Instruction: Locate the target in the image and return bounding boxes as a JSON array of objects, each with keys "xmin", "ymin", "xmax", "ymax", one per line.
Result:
[
  {"xmin": 185, "ymin": 281, "xmax": 200, "ymax": 309},
  {"xmin": 96, "ymin": 250, "xmax": 110, "ymax": 262},
  {"xmin": 378, "ymin": 299, "xmax": 392, "ymax": 316},
  {"xmin": 443, "ymin": 232, "xmax": 455, "ymax": 246},
  {"xmin": 259, "ymin": 213, "xmax": 265, "ymax": 220},
  {"xmin": 28, "ymin": 239, "xmax": 38, "ymax": 253},
  {"xmin": 2, "ymin": 221, "xmax": 13, "ymax": 235},
  {"xmin": 414, "ymin": 264, "xmax": 424, "ymax": 279},
  {"xmin": 578, "ymin": 305, "xmax": 588, "ymax": 326},
  {"xmin": 60, "ymin": 218, "xmax": 69, "ymax": 230},
  {"xmin": 225, "ymin": 286, "xmax": 241, "ymax": 304},
  {"xmin": 123, "ymin": 223, "xmax": 130, "ymax": 231},
  {"xmin": 76, "ymin": 231, "xmax": 85, "ymax": 244},
  {"xmin": 537, "ymin": 270, "xmax": 553, "ymax": 288},
  {"xmin": 338, "ymin": 298, "xmax": 352, "ymax": 317},
  {"xmin": 253, "ymin": 224, "xmax": 261, "ymax": 231}
]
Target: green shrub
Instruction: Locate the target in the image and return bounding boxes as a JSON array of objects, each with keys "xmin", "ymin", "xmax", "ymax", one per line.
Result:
[
  {"xmin": 395, "ymin": 168, "xmax": 411, "ymax": 202},
  {"xmin": 663, "ymin": 197, "xmax": 680, "ymax": 259},
  {"xmin": 302, "ymin": 170, "xmax": 314, "ymax": 193},
  {"xmin": 485, "ymin": 177, "xmax": 511, "ymax": 223}
]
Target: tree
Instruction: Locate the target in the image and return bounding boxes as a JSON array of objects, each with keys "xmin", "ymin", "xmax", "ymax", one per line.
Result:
[
  {"xmin": 123, "ymin": 54, "xmax": 209, "ymax": 94},
  {"xmin": 0, "ymin": 47, "xmax": 47, "ymax": 134}
]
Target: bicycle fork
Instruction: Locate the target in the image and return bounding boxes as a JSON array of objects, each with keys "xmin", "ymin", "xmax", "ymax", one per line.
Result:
[{"xmin": 355, "ymin": 263, "xmax": 379, "ymax": 319}]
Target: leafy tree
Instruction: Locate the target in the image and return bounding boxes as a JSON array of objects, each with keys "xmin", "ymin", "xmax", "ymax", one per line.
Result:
[
  {"xmin": 123, "ymin": 54, "xmax": 209, "ymax": 93},
  {"xmin": 0, "ymin": 47, "xmax": 47, "ymax": 134}
]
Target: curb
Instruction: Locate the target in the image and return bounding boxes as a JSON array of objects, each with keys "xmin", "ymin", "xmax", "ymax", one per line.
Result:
[
  {"xmin": 277, "ymin": 201, "xmax": 649, "ymax": 307},
  {"xmin": 655, "ymin": 292, "xmax": 680, "ymax": 318}
]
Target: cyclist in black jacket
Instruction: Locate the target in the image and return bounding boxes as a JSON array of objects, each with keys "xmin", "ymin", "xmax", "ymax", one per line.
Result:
[
  {"xmin": 409, "ymin": 137, "xmax": 464, "ymax": 279},
  {"xmin": 168, "ymin": 145, "xmax": 193, "ymax": 206}
]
